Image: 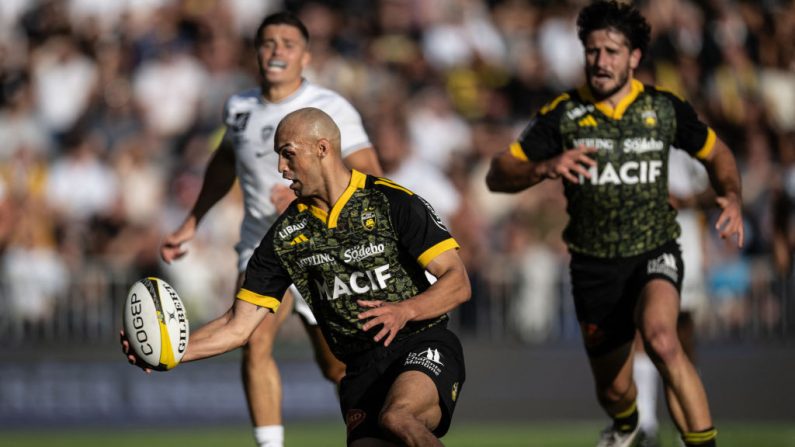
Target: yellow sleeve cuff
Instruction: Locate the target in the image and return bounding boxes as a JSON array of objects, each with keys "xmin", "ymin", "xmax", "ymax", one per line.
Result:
[
  {"xmin": 236, "ymin": 289, "xmax": 281, "ymax": 312},
  {"xmin": 418, "ymin": 238, "xmax": 460, "ymax": 268},
  {"xmin": 695, "ymin": 128, "xmax": 716, "ymax": 159},
  {"xmin": 509, "ymin": 142, "xmax": 529, "ymax": 161}
]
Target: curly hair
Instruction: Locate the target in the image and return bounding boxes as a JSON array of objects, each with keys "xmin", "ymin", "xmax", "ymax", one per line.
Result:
[{"xmin": 577, "ymin": 1, "xmax": 651, "ymax": 57}]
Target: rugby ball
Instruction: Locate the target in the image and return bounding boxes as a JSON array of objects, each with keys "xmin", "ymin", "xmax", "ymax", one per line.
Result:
[{"xmin": 123, "ymin": 277, "xmax": 189, "ymax": 370}]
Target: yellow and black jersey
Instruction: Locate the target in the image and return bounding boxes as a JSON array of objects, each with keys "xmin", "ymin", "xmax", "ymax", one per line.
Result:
[
  {"xmin": 512, "ymin": 79, "xmax": 716, "ymax": 258},
  {"xmin": 238, "ymin": 170, "xmax": 459, "ymax": 362}
]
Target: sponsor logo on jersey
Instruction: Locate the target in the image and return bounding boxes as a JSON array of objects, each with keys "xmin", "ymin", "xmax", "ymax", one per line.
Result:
[
  {"xmin": 641, "ymin": 109, "xmax": 658, "ymax": 127},
  {"xmin": 290, "ymin": 234, "xmax": 309, "ymax": 246},
  {"xmin": 582, "ymin": 160, "xmax": 663, "ymax": 185},
  {"xmin": 566, "ymin": 104, "xmax": 594, "ymax": 120},
  {"xmin": 647, "ymin": 252, "xmax": 679, "ymax": 282},
  {"xmin": 278, "ymin": 220, "xmax": 307, "ymax": 240},
  {"xmin": 298, "ymin": 253, "xmax": 335, "ymax": 267},
  {"xmin": 404, "ymin": 347, "xmax": 444, "ymax": 376},
  {"xmin": 572, "ymin": 138, "xmax": 614, "ymax": 151},
  {"xmin": 314, "ymin": 264, "xmax": 392, "ymax": 300},
  {"xmin": 578, "ymin": 115, "xmax": 598, "ymax": 127},
  {"xmin": 623, "ymin": 138, "xmax": 664, "ymax": 154},
  {"xmin": 361, "ymin": 209, "xmax": 376, "ymax": 231},
  {"xmin": 231, "ymin": 112, "xmax": 250, "ymax": 131},
  {"xmin": 343, "ymin": 242, "xmax": 385, "ymax": 263},
  {"xmin": 417, "ymin": 195, "xmax": 448, "ymax": 231}
]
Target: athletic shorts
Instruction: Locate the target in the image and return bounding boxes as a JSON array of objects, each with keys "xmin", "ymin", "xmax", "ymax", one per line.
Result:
[
  {"xmin": 238, "ymin": 245, "xmax": 317, "ymax": 325},
  {"xmin": 339, "ymin": 326, "xmax": 465, "ymax": 445},
  {"xmin": 570, "ymin": 239, "xmax": 684, "ymax": 357}
]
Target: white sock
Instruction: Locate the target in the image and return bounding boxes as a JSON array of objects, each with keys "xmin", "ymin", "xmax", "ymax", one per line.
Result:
[
  {"xmin": 254, "ymin": 425, "xmax": 284, "ymax": 447},
  {"xmin": 634, "ymin": 353, "xmax": 659, "ymax": 435}
]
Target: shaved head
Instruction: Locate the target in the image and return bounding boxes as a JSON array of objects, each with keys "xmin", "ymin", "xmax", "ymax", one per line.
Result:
[{"xmin": 275, "ymin": 107, "xmax": 341, "ymax": 154}]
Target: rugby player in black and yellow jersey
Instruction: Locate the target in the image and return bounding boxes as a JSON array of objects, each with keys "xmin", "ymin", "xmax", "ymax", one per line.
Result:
[
  {"xmin": 487, "ymin": 2, "xmax": 742, "ymax": 447},
  {"xmin": 131, "ymin": 107, "xmax": 470, "ymax": 447}
]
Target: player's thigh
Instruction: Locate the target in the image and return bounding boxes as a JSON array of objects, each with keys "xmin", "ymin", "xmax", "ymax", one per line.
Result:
[
  {"xmin": 382, "ymin": 370, "xmax": 441, "ymax": 429},
  {"xmin": 636, "ymin": 279, "xmax": 680, "ymax": 337}
]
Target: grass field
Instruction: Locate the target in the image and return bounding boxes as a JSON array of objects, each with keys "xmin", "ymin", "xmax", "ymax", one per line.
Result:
[{"xmin": 4, "ymin": 421, "xmax": 794, "ymax": 447}]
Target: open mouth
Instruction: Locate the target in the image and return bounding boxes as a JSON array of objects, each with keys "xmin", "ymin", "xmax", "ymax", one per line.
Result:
[{"xmin": 267, "ymin": 60, "xmax": 288, "ymax": 71}]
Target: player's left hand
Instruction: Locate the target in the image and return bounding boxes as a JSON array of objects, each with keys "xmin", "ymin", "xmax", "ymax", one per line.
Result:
[
  {"xmin": 715, "ymin": 192, "xmax": 744, "ymax": 247},
  {"xmin": 357, "ymin": 300, "xmax": 412, "ymax": 347}
]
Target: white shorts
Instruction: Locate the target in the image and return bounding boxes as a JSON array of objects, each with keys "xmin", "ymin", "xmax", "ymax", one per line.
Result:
[{"xmin": 238, "ymin": 244, "xmax": 318, "ymax": 326}]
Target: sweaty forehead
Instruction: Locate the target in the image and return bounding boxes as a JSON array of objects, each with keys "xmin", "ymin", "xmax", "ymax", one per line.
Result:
[{"xmin": 263, "ymin": 24, "xmax": 306, "ymax": 43}]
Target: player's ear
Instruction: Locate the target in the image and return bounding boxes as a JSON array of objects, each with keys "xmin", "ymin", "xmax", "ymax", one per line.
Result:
[
  {"xmin": 316, "ymin": 138, "xmax": 329, "ymax": 158},
  {"xmin": 629, "ymin": 48, "xmax": 641, "ymax": 70},
  {"xmin": 301, "ymin": 50, "xmax": 311, "ymax": 70}
]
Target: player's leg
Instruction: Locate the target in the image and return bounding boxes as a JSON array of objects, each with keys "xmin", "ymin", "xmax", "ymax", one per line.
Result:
[
  {"xmin": 239, "ymin": 272, "xmax": 295, "ymax": 447},
  {"xmin": 294, "ymin": 290, "xmax": 346, "ymax": 384},
  {"xmin": 633, "ymin": 332, "xmax": 660, "ymax": 446},
  {"xmin": 374, "ymin": 370, "xmax": 444, "ymax": 447},
  {"xmin": 637, "ymin": 279, "xmax": 717, "ymax": 446}
]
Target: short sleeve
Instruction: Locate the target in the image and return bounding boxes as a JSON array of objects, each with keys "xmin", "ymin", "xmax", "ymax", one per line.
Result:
[
  {"xmin": 329, "ymin": 97, "xmax": 372, "ymax": 157},
  {"xmin": 238, "ymin": 226, "xmax": 291, "ymax": 312},
  {"xmin": 665, "ymin": 91, "xmax": 715, "ymax": 159},
  {"xmin": 381, "ymin": 180, "xmax": 459, "ymax": 268},
  {"xmin": 514, "ymin": 96, "xmax": 565, "ymax": 162}
]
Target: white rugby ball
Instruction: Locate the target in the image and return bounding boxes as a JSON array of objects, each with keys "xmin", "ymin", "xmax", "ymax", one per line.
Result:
[{"xmin": 123, "ymin": 277, "xmax": 189, "ymax": 370}]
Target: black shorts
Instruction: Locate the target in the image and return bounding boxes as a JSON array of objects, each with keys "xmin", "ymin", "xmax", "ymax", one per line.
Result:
[
  {"xmin": 339, "ymin": 326, "xmax": 465, "ymax": 445},
  {"xmin": 570, "ymin": 240, "xmax": 684, "ymax": 357}
]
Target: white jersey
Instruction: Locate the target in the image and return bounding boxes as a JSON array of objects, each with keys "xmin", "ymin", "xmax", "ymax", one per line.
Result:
[{"xmin": 223, "ymin": 80, "xmax": 371, "ymax": 270}]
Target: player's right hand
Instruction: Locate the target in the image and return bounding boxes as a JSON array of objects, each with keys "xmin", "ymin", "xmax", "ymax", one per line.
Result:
[
  {"xmin": 160, "ymin": 220, "xmax": 196, "ymax": 263},
  {"xmin": 548, "ymin": 144, "xmax": 598, "ymax": 183},
  {"xmin": 120, "ymin": 330, "xmax": 152, "ymax": 374}
]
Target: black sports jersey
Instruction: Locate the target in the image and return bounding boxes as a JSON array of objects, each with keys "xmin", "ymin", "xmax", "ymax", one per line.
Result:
[
  {"xmin": 237, "ymin": 170, "xmax": 459, "ymax": 362},
  {"xmin": 513, "ymin": 80, "xmax": 716, "ymax": 258}
]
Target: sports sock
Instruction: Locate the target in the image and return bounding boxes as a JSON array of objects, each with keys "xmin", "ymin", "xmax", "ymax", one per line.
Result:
[
  {"xmin": 634, "ymin": 352, "xmax": 659, "ymax": 435},
  {"xmin": 254, "ymin": 425, "xmax": 284, "ymax": 447},
  {"xmin": 612, "ymin": 401, "xmax": 639, "ymax": 434},
  {"xmin": 682, "ymin": 427, "xmax": 717, "ymax": 446}
]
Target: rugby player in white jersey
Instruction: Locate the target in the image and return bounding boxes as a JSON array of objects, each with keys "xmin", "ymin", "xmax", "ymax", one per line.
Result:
[{"xmin": 159, "ymin": 12, "xmax": 382, "ymax": 447}]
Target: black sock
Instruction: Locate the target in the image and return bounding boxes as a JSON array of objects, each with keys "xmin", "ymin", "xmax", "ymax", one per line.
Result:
[
  {"xmin": 612, "ymin": 401, "xmax": 638, "ymax": 434},
  {"xmin": 683, "ymin": 427, "xmax": 717, "ymax": 446}
]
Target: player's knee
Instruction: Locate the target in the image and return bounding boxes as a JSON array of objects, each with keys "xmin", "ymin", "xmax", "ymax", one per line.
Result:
[
  {"xmin": 598, "ymin": 377, "xmax": 634, "ymax": 404},
  {"xmin": 242, "ymin": 336, "xmax": 276, "ymax": 365},
  {"xmin": 642, "ymin": 327, "xmax": 681, "ymax": 366},
  {"xmin": 378, "ymin": 405, "xmax": 413, "ymax": 436}
]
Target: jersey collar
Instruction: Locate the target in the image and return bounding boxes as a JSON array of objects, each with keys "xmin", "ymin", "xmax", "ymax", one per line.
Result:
[
  {"xmin": 577, "ymin": 79, "xmax": 644, "ymax": 120},
  {"xmin": 297, "ymin": 169, "xmax": 367, "ymax": 228}
]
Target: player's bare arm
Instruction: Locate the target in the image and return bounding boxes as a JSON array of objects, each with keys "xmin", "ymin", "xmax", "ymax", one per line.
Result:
[
  {"xmin": 357, "ymin": 249, "xmax": 470, "ymax": 347},
  {"xmin": 182, "ymin": 298, "xmax": 274, "ymax": 363},
  {"xmin": 700, "ymin": 138, "xmax": 744, "ymax": 247},
  {"xmin": 343, "ymin": 146, "xmax": 383, "ymax": 176},
  {"xmin": 160, "ymin": 136, "xmax": 238, "ymax": 263},
  {"xmin": 486, "ymin": 144, "xmax": 597, "ymax": 192}
]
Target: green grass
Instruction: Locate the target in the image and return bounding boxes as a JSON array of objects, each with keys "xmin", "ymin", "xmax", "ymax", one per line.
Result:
[{"xmin": 3, "ymin": 421, "xmax": 794, "ymax": 446}]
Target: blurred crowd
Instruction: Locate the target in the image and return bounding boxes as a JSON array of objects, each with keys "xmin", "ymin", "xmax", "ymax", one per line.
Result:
[{"xmin": 1, "ymin": 0, "xmax": 793, "ymax": 344}]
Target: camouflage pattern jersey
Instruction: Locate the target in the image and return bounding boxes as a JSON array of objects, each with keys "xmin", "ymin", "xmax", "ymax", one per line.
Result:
[
  {"xmin": 237, "ymin": 170, "xmax": 459, "ymax": 362},
  {"xmin": 511, "ymin": 80, "xmax": 717, "ymax": 258}
]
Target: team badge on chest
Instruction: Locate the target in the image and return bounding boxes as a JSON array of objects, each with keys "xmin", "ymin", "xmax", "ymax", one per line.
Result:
[
  {"xmin": 641, "ymin": 109, "xmax": 657, "ymax": 128},
  {"xmin": 361, "ymin": 209, "xmax": 376, "ymax": 231}
]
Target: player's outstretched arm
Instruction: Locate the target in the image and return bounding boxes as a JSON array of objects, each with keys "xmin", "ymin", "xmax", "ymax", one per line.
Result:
[
  {"xmin": 700, "ymin": 138, "xmax": 744, "ymax": 247},
  {"xmin": 160, "ymin": 137, "xmax": 237, "ymax": 263},
  {"xmin": 486, "ymin": 145, "xmax": 597, "ymax": 192},
  {"xmin": 181, "ymin": 299, "xmax": 273, "ymax": 363},
  {"xmin": 358, "ymin": 249, "xmax": 470, "ymax": 347}
]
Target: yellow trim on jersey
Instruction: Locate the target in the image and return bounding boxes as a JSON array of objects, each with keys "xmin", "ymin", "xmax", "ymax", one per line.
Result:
[
  {"xmin": 158, "ymin": 315, "xmax": 178, "ymax": 370},
  {"xmin": 374, "ymin": 179, "xmax": 414, "ymax": 195},
  {"xmin": 578, "ymin": 79, "xmax": 644, "ymax": 120},
  {"xmin": 695, "ymin": 128, "xmax": 716, "ymax": 160},
  {"xmin": 236, "ymin": 289, "xmax": 281, "ymax": 312},
  {"xmin": 509, "ymin": 141, "xmax": 529, "ymax": 161},
  {"xmin": 540, "ymin": 93, "xmax": 570, "ymax": 115},
  {"xmin": 329, "ymin": 170, "xmax": 367, "ymax": 229},
  {"xmin": 417, "ymin": 238, "xmax": 460, "ymax": 268}
]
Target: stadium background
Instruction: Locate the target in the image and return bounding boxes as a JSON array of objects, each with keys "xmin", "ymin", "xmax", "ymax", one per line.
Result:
[{"xmin": 0, "ymin": 0, "xmax": 793, "ymax": 445}]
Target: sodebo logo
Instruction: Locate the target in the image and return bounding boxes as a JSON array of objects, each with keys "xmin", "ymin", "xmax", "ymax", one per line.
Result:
[{"xmin": 343, "ymin": 242, "xmax": 385, "ymax": 263}]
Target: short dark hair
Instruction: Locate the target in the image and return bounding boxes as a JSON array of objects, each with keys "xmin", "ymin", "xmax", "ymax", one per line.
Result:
[
  {"xmin": 577, "ymin": 1, "xmax": 651, "ymax": 58},
  {"xmin": 254, "ymin": 12, "xmax": 310, "ymax": 48}
]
